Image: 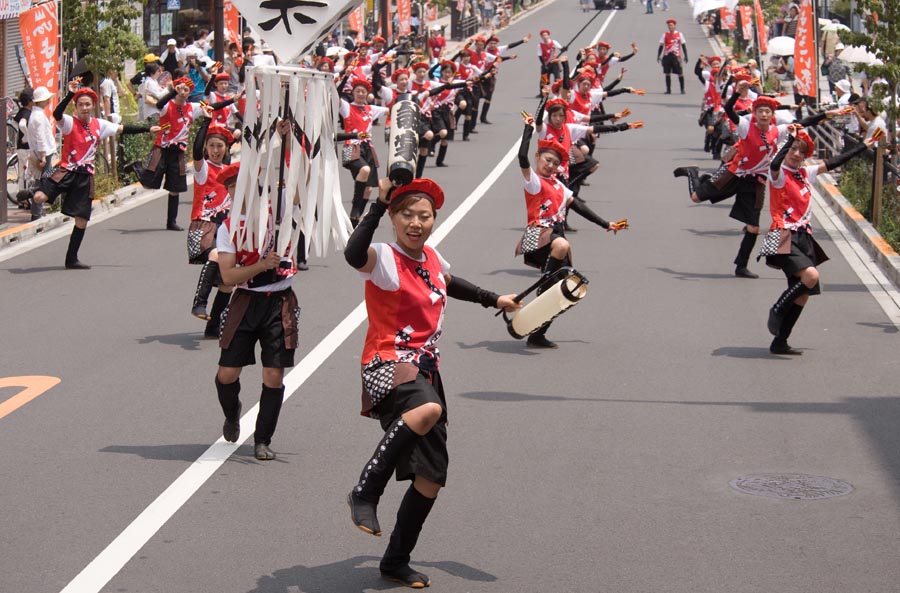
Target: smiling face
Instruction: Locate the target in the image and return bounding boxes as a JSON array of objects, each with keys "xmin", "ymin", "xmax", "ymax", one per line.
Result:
[
  {"xmin": 441, "ymin": 66, "xmax": 454, "ymax": 81},
  {"xmin": 395, "ymin": 73, "xmax": 409, "ymax": 91},
  {"xmin": 390, "ymin": 195, "xmax": 436, "ymax": 257},
  {"xmin": 535, "ymin": 149, "xmax": 562, "ymax": 177},
  {"xmin": 754, "ymin": 105, "xmax": 774, "ymax": 126},
  {"xmin": 352, "ymin": 85, "xmax": 369, "ymax": 104},
  {"xmin": 785, "ymin": 139, "xmax": 809, "ymax": 168},
  {"xmin": 206, "ymin": 135, "xmax": 228, "ymax": 164}
]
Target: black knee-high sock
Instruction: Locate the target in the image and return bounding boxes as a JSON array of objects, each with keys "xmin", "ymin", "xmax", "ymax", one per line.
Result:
[
  {"xmin": 215, "ymin": 377, "xmax": 241, "ymax": 421},
  {"xmin": 665, "ymin": 75, "xmax": 671, "ymax": 93},
  {"xmin": 436, "ymin": 143, "xmax": 448, "ymax": 165},
  {"xmin": 208, "ymin": 290, "xmax": 231, "ymax": 327},
  {"xmin": 415, "ymin": 155, "xmax": 427, "ymax": 178},
  {"xmin": 254, "ymin": 384, "xmax": 284, "ymax": 445},
  {"xmin": 679, "ymin": 76, "xmax": 685, "ymax": 92},
  {"xmin": 351, "ymin": 181, "xmax": 367, "ymax": 220},
  {"xmin": 430, "ymin": 135, "xmax": 440, "ymax": 152},
  {"xmin": 66, "ymin": 226, "xmax": 86, "ymax": 265},
  {"xmin": 166, "ymin": 193, "xmax": 180, "ymax": 226},
  {"xmin": 734, "ymin": 229, "xmax": 758, "ymax": 268},
  {"xmin": 773, "ymin": 281, "xmax": 810, "ymax": 315},
  {"xmin": 778, "ymin": 303, "xmax": 804, "ymax": 339},
  {"xmin": 480, "ymin": 100, "xmax": 491, "ymax": 122},
  {"xmin": 380, "ymin": 485, "xmax": 437, "ymax": 573}
]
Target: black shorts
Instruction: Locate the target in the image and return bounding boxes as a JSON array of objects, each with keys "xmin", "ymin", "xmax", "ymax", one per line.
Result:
[
  {"xmin": 343, "ymin": 142, "xmax": 379, "ymax": 187},
  {"xmin": 218, "ymin": 289, "xmax": 297, "ymax": 369},
  {"xmin": 40, "ymin": 167, "xmax": 95, "ymax": 220},
  {"xmin": 431, "ymin": 108, "xmax": 452, "ymax": 134},
  {"xmin": 662, "ymin": 53, "xmax": 683, "ymax": 75},
  {"xmin": 766, "ymin": 231, "xmax": 827, "ymax": 295},
  {"xmin": 729, "ymin": 176, "xmax": 764, "ymax": 226},
  {"xmin": 375, "ymin": 372, "xmax": 449, "ymax": 487},
  {"xmin": 139, "ymin": 145, "xmax": 188, "ymax": 193}
]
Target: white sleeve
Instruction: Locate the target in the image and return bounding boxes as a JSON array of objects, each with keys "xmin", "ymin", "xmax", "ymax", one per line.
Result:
[
  {"xmin": 195, "ymin": 159, "xmax": 209, "ymax": 185},
  {"xmin": 372, "ymin": 105, "xmax": 390, "ymax": 120},
  {"xmin": 98, "ymin": 118, "xmax": 121, "ymax": 140},
  {"xmin": 433, "ymin": 247, "xmax": 451, "ymax": 277},
  {"xmin": 379, "ymin": 86, "xmax": 393, "ymax": 103},
  {"xmin": 659, "ymin": 34, "xmax": 667, "ymax": 43},
  {"xmin": 568, "ymin": 124, "xmax": 590, "ymax": 142},
  {"xmin": 339, "ymin": 98, "xmax": 350, "ymax": 118},
  {"xmin": 216, "ymin": 221, "xmax": 236, "ymax": 254},
  {"xmin": 523, "ymin": 168, "xmax": 542, "ymax": 195},
  {"xmin": 360, "ymin": 243, "xmax": 400, "ymax": 291},
  {"xmin": 59, "ymin": 114, "xmax": 74, "ymax": 135},
  {"xmin": 774, "ymin": 109, "xmax": 795, "ymax": 125},
  {"xmin": 769, "ymin": 167, "xmax": 787, "ymax": 189},
  {"xmin": 805, "ymin": 164, "xmax": 819, "ymax": 186},
  {"xmin": 190, "ymin": 103, "xmax": 205, "ymax": 119},
  {"xmin": 736, "ymin": 116, "xmax": 751, "ymax": 139}
]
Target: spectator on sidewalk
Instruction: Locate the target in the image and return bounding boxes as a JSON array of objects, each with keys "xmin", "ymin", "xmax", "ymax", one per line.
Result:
[
  {"xmin": 138, "ymin": 63, "xmax": 167, "ymax": 122},
  {"xmin": 25, "ymin": 86, "xmax": 56, "ymax": 221},
  {"xmin": 12, "ymin": 88, "xmax": 34, "ymax": 211},
  {"xmin": 824, "ymin": 44, "xmax": 851, "ymax": 95},
  {"xmin": 100, "ymin": 68, "xmax": 122, "ymax": 124},
  {"xmin": 783, "ymin": 3, "xmax": 799, "ymax": 38}
]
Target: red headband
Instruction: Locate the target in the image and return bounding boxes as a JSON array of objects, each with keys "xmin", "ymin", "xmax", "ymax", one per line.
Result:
[
  {"xmin": 393, "ymin": 178, "xmax": 445, "ymax": 210},
  {"xmin": 596, "ymin": 41, "xmax": 610, "ymax": 49},
  {"xmin": 206, "ymin": 125, "xmax": 235, "ymax": 145},
  {"xmin": 214, "ymin": 73, "xmax": 230, "ymax": 82},
  {"xmin": 540, "ymin": 29, "xmax": 550, "ymax": 35},
  {"xmin": 391, "ymin": 68, "xmax": 410, "ymax": 83},
  {"xmin": 796, "ymin": 130, "xmax": 815, "ymax": 157},
  {"xmin": 537, "ymin": 139, "xmax": 568, "ymax": 161},
  {"xmin": 666, "ymin": 18, "xmax": 677, "ymax": 25},
  {"xmin": 73, "ymin": 88, "xmax": 98, "ymax": 104},
  {"xmin": 411, "ymin": 61, "xmax": 430, "ymax": 72},
  {"xmin": 752, "ymin": 95, "xmax": 780, "ymax": 112},
  {"xmin": 351, "ymin": 78, "xmax": 372, "ymax": 92}
]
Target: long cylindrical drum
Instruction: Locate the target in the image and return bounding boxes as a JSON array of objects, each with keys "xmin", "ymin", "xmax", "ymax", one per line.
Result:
[
  {"xmin": 387, "ymin": 94, "xmax": 420, "ymax": 186},
  {"xmin": 505, "ymin": 272, "xmax": 589, "ymax": 339}
]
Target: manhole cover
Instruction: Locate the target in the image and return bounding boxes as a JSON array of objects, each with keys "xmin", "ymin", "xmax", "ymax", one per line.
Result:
[{"xmin": 730, "ymin": 474, "xmax": 854, "ymax": 500}]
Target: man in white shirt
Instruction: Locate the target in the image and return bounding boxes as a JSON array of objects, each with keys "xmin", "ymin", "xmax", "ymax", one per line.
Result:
[
  {"xmin": 138, "ymin": 63, "xmax": 167, "ymax": 121},
  {"xmin": 25, "ymin": 86, "xmax": 56, "ymax": 220},
  {"xmin": 100, "ymin": 68, "xmax": 122, "ymax": 124}
]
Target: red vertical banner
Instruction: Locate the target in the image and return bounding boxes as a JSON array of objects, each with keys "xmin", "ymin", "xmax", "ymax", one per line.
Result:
[
  {"xmin": 223, "ymin": 0, "xmax": 241, "ymax": 46},
  {"xmin": 754, "ymin": 0, "xmax": 768, "ymax": 54},
  {"xmin": 739, "ymin": 6, "xmax": 754, "ymax": 41},
  {"xmin": 348, "ymin": 6, "xmax": 364, "ymax": 38},
  {"xmin": 425, "ymin": 3, "xmax": 437, "ymax": 22},
  {"xmin": 793, "ymin": 0, "xmax": 817, "ymax": 98},
  {"xmin": 720, "ymin": 7, "xmax": 736, "ymax": 31},
  {"xmin": 19, "ymin": 1, "xmax": 58, "ymax": 116},
  {"xmin": 397, "ymin": 0, "xmax": 411, "ymax": 36}
]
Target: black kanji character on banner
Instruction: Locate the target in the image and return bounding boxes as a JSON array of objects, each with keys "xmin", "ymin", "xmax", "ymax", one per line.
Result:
[{"xmin": 259, "ymin": 0, "xmax": 329, "ymax": 34}]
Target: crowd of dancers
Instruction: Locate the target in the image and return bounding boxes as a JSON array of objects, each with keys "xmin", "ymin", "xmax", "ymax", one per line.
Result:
[{"xmin": 673, "ymin": 51, "xmax": 878, "ymax": 354}]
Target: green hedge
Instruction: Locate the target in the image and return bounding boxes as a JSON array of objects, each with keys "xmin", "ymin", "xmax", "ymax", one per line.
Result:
[{"xmin": 838, "ymin": 159, "xmax": 900, "ymax": 253}]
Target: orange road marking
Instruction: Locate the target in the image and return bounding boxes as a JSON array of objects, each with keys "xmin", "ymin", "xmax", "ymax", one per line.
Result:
[{"xmin": 0, "ymin": 376, "xmax": 61, "ymax": 420}]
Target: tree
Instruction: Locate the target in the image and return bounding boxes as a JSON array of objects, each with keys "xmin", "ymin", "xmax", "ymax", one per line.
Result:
[
  {"xmin": 843, "ymin": 1, "xmax": 900, "ymax": 163},
  {"xmin": 62, "ymin": 0, "xmax": 146, "ymax": 77}
]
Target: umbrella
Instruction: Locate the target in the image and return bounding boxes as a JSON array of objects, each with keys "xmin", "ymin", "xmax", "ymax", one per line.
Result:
[
  {"xmin": 818, "ymin": 18, "xmax": 832, "ymax": 26},
  {"xmin": 766, "ymin": 36, "xmax": 796, "ymax": 56},
  {"xmin": 840, "ymin": 45, "xmax": 878, "ymax": 64},
  {"xmin": 822, "ymin": 22, "xmax": 851, "ymax": 32}
]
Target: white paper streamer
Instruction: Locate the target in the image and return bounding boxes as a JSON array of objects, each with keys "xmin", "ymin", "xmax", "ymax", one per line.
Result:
[{"xmin": 230, "ymin": 64, "xmax": 352, "ymax": 262}]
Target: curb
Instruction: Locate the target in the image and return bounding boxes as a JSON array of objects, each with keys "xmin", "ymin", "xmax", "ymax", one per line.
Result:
[
  {"xmin": 0, "ymin": 0, "xmax": 551, "ymax": 252},
  {"xmin": 814, "ymin": 173, "xmax": 900, "ymax": 290}
]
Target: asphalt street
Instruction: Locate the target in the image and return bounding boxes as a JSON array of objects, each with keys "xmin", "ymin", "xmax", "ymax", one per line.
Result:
[{"xmin": 2, "ymin": 1, "xmax": 900, "ymax": 592}]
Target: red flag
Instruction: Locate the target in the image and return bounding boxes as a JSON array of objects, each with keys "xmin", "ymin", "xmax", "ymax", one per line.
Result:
[
  {"xmin": 754, "ymin": 0, "xmax": 768, "ymax": 54},
  {"xmin": 19, "ymin": 1, "xmax": 58, "ymax": 118},
  {"xmin": 223, "ymin": 0, "xmax": 241, "ymax": 47},
  {"xmin": 720, "ymin": 7, "xmax": 736, "ymax": 31},
  {"xmin": 739, "ymin": 6, "xmax": 754, "ymax": 41},
  {"xmin": 397, "ymin": 0, "xmax": 411, "ymax": 36},
  {"xmin": 793, "ymin": 0, "xmax": 817, "ymax": 97},
  {"xmin": 348, "ymin": 6, "xmax": 364, "ymax": 39}
]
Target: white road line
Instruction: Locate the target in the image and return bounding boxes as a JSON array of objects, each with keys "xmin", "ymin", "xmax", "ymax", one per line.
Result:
[
  {"xmin": 59, "ymin": 142, "xmax": 519, "ymax": 593},
  {"xmin": 590, "ymin": 9, "xmax": 618, "ymax": 47},
  {"xmin": 60, "ymin": 13, "xmax": 620, "ymax": 591},
  {"xmin": 811, "ymin": 185, "xmax": 900, "ymax": 329}
]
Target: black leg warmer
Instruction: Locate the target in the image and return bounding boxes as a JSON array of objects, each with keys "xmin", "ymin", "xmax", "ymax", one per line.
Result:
[
  {"xmin": 379, "ymin": 485, "xmax": 436, "ymax": 586},
  {"xmin": 254, "ymin": 384, "xmax": 284, "ymax": 446},
  {"xmin": 215, "ymin": 376, "xmax": 242, "ymax": 442}
]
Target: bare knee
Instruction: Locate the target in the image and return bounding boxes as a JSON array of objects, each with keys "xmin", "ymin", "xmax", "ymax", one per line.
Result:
[
  {"xmin": 799, "ymin": 267, "xmax": 819, "ymax": 288},
  {"xmin": 357, "ymin": 166, "xmax": 371, "ymax": 181},
  {"xmin": 402, "ymin": 402, "xmax": 443, "ymax": 435},
  {"xmin": 217, "ymin": 366, "xmax": 242, "ymax": 384},
  {"xmin": 413, "ymin": 476, "xmax": 442, "ymax": 499},
  {"xmin": 746, "ymin": 225, "xmax": 759, "ymax": 234},
  {"xmin": 550, "ymin": 237, "xmax": 570, "ymax": 259}
]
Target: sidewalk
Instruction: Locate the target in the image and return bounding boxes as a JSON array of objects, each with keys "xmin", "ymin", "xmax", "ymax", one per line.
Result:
[{"xmin": 0, "ymin": 2, "xmax": 549, "ymax": 252}]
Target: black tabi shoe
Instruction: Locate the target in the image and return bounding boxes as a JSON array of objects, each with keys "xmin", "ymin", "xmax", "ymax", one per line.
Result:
[
  {"xmin": 434, "ymin": 162, "xmax": 448, "ymax": 167},
  {"xmin": 767, "ymin": 307, "xmax": 783, "ymax": 337},
  {"xmin": 192, "ymin": 305, "xmax": 211, "ymax": 320},
  {"xmin": 380, "ymin": 565, "xmax": 431, "ymax": 589},
  {"xmin": 470, "ymin": 129, "xmax": 478, "ymax": 134},
  {"xmin": 64, "ymin": 260, "xmax": 91, "ymax": 270},
  {"xmin": 204, "ymin": 323, "xmax": 220, "ymax": 339},
  {"xmin": 348, "ymin": 491, "xmax": 382, "ymax": 536},
  {"xmin": 770, "ymin": 338, "xmax": 802, "ymax": 355},
  {"xmin": 254, "ymin": 443, "xmax": 276, "ymax": 460},
  {"xmin": 480, "ymin": 118, "xmax": 492, "ymax": 124},
  {"xmin": 672, "ymin": 166, "xmax": 699, "ymax": 178},
  {"xmin": 527, "ymin": 333, "xmax": 558, "ymax": 349},
  {"xmin": 735, "ymin": 267, "xmax": 759, "ymax": 279},
  {"xmin": 223, "ymin": 402, "xmax": 241, "ymax": 442},
  {"xmin": 166, "ymin": 224, "xmax": 184, "ymax": 231}
]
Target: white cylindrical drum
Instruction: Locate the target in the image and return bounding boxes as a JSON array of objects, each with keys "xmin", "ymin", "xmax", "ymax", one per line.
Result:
[
  {"xmin": 505, "ymin": 273, "xmax": 588, "ymax": 339},
  {"xmin": 387, "ymin": 94, "xmax": 420, "ymax": 185}
]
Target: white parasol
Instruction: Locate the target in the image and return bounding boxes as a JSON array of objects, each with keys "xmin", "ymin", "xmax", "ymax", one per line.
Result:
[
  {"xmin": 822, "ymin": 22, "xmax": 851, "ymax": 32},
  {"xmin": 766, "ymin": 36, "xmax": 796, "ymax": 56},
  {"xmin": 839, "ymin": 45, "xmax": 879, "ymax": 64}
]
